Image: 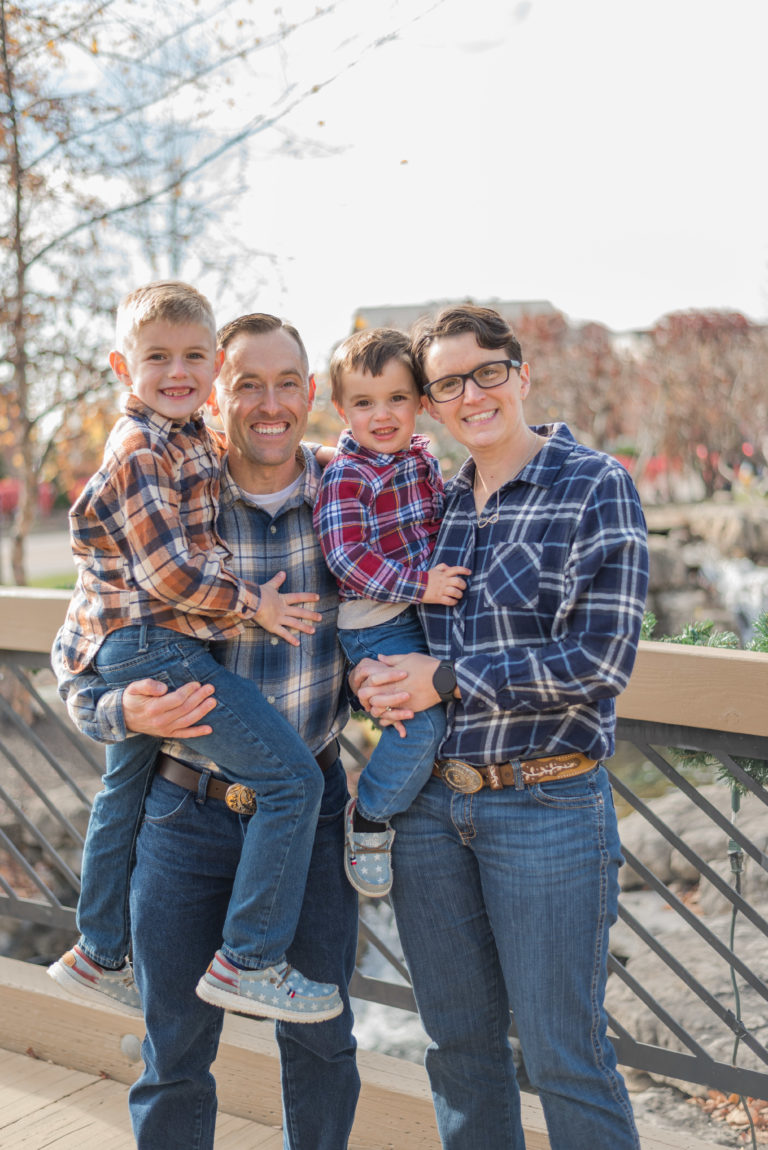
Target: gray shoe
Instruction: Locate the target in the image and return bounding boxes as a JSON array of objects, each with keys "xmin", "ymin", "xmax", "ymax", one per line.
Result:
[
  {"xmin": 195, "ymin": 950, "xmax": 343, "ymax": 1022},
  {"xmin": 344, "ymin": 797, "xmax": 395, "ymax": 897},
  {"xmin": 47, "ymin": 946, "xmax": 142, "ymax": 1017}
]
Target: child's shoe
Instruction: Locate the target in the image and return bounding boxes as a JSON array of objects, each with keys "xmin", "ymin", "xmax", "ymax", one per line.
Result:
[
  {"xmin": 47, "ymin": 945, "xmax": 142, "ymax": 1017},
  {"xmin": 344, "ymin": 797, "xmax": 395, "ymax": 898},
  {"xmin": 195, "ymin": 950, "xmax": 343, "ymax": 1022}
]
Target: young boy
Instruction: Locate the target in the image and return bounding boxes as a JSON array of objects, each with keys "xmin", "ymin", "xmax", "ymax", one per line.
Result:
[
  {"xmin": 313, "ymin": 328, "xmax": 470, "ymax": 897},
  {"xmin": 48, "ymin": 282, "xmax": 342, "ymax": 1024}
]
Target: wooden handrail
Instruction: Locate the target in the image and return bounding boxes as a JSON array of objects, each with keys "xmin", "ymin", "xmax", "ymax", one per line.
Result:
[{"xmin": 2, "ymin": 588, "xmax": 768, "ymax": 739}]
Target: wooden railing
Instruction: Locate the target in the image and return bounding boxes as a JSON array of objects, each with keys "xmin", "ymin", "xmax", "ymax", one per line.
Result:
[{"xmin": 2, "ymin": 588, "xmax": 768, "ymax": 1110}]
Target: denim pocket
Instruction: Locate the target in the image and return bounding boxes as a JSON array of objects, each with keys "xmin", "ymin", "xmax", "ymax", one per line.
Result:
[
  {"xmin": 143, "ymin": 776, "xmax": 194, "ymax": 824},
  {"xmin": 529, "ymin": 767, "xmax": 601, "ymax": 809}
]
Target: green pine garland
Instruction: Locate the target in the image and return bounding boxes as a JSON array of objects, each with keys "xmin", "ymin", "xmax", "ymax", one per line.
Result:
[{"xmin": 641, "ymin": 611, "xmax": 768, "ymax": 794}]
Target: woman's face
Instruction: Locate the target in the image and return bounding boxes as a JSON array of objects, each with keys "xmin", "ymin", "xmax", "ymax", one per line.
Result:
[{"xmin": 422, "ymin": 331, "xmax": 530, "ymax": 459}]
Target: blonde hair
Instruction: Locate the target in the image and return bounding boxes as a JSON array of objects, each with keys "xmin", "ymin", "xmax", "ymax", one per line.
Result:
[{"xmin": 115, "ymin": 281, "xmax": 216, "ymax": 355}]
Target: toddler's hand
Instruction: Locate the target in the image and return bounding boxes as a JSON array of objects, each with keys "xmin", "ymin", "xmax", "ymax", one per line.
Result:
[
  {"xmin": 255, "ymin": 571, "xmax": 322, "ymax": 646},
  {"xmin": 422, "ymin": 564, "xmax": 471, "ymax": 606}
]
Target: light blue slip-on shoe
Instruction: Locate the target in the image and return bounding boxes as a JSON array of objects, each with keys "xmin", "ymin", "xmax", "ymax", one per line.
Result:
[{"xmin": 195, "ymin": 950, "xmax": 343, "ymax": 1022}]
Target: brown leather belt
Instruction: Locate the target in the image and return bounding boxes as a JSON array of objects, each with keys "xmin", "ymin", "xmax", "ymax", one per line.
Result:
[
  {"xmin": 156, "ymin": 740, "xmax": 339, "ymax": 815},
  {"xmin": 432, "ymin": 751, "xmax": 597, "ymax": 794}
]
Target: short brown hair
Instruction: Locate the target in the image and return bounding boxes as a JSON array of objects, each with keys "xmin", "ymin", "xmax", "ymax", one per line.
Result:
[
  {"xmin": 411, "ymin": 305, "xmax": 523, "ymax": 391},
  {"xmin": 115, "ymin": 281, "xmax": 216, "ymax": 355},
  {"xmin": 216, "ymin": 313, "xmax": 309, "ymax": 374},
  {"xmin": 329, "ymin": 328, "xmax": 416, "ymax": 408}
]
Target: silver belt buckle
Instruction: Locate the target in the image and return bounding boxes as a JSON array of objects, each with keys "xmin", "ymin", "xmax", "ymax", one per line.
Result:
[
  {"xmin": 225, "ymin": 783, "xmax": 258, "ymax": 815},
  {"xmin": 439, "ymin": 759, "xmax": 484, "ymax": 794}
]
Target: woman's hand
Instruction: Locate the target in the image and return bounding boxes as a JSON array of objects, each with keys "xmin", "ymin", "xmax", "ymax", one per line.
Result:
[{"xmin": 350, "ymin": 652, "xmax": 446, "ymax": 731}]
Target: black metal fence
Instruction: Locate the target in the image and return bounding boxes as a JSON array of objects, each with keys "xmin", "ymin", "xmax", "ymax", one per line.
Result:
[{"xmin": 2, "ymin": 650, "xmax": 767, "ymax": 1101}]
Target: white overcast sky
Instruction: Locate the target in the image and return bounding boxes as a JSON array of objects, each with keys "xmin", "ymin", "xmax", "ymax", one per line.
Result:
[{"xmin": 206, "ymin": 0, "xmax": 768, "ymax": 367}]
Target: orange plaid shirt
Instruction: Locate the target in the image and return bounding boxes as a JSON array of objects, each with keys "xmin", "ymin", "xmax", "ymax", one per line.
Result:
[{"xmin": 58, "ymin": 395, "xmax": 262, "ymax": 674}]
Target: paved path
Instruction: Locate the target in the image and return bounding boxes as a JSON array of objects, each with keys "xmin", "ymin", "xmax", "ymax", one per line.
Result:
[{"xmin": 0, "ymin": 526, "xmax": 74, "ymax": 583}]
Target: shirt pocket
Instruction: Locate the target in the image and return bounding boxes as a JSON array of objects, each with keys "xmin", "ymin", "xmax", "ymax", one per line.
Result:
[{"xmin": 484, "ymin": 541, "xmax": 543, "ymax": 611}]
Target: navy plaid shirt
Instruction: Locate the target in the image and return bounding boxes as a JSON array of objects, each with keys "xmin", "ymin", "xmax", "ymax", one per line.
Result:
[
  {"xmin": 54, "ymin": 447, "xmax": 349, "ymax": 761},
  {"xmin": 420, "ymin": 424, "xmax": 649, "ymax": 766}
]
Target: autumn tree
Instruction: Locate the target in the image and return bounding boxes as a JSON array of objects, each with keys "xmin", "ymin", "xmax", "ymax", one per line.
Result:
[
  {"xmin": 642, "ymin": 311, "xmax": 768, "ymax": 498},
  {"xmin": 2, "ymin": 0, "xmax": 439, "ymax": 583},
  {"xmin": 516, "ymin": 309, "xmax": 640, "ymax": 452}
]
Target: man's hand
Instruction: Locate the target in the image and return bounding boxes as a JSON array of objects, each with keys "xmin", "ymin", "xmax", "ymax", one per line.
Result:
[
  {"xmin": 254, "ymin": 571, "xmax": 322, "ymax": 646},
  {"xmin": 123, "ymin": 679, "xmax": 217, "ymax": 739},
  {"xmin": 422, "ymin": 563, "xmax": 472, "ymax": 606}
]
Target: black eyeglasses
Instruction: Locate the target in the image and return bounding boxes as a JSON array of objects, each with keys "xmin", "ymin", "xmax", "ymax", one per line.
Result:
[{"xmin": 423, "ymin": 359, "xmax": 522, "ymax": 404}]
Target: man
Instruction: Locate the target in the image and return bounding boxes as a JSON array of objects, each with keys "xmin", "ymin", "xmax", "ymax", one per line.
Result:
[
  {"xmin": 351, "ymin": 305, "xmax": 649, "ymax": 1150},
  {"xmin": 55, "ymin": 314, "xmax": 360, "ymax": 1150}
]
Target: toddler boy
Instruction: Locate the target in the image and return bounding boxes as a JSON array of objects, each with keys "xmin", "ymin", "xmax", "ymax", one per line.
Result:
[{"xmin": 314, "ymin": 328, "xmax": 469, "ymax": 896}]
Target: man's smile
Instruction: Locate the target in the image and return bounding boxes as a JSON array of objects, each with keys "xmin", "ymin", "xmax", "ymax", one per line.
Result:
[{"xmin": 251, "ymin": 421, "xmax": 290, "ymax": 436}]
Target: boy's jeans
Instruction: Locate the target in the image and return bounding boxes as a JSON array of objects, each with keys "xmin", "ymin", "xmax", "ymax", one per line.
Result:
[
  {"xmin": 390, "ymin": 767, "xmax": 640, "ymax": 1150},
  {"xmin": 129, "ymin": 757, "xmax": 360, "ymax": 1150},
  {"xmin": 77, "ymin": 624, "xmax": 323, "ymax": 970},
  {"xmin": 338, "ymin": 607, "xmax": 445, "ymax": 823}
]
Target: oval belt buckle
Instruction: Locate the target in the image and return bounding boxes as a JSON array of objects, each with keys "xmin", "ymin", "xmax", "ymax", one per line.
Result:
[
  {"xmin": 225, "ymin": 783, "xmax": 258, "ymax": 815},
  {"xmin": 441, "ymin": 760, "xmax": 484, "ymax": 794}
]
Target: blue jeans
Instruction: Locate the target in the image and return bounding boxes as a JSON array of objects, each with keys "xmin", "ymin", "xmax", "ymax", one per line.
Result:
[
  {"xmin": 78, "ymin": 624, "xmax": 323, "ymax": 969},
  {"xmin": 389, "ymin": 767, "xmax": 639, "ymax": 1150},
  {"xmin": 339, "ymin": 608, "xmax": 445, "ymax": 822},
  {"xmin": 128, "ymin": 757, "xmax": 360, "ymax": 1150}
]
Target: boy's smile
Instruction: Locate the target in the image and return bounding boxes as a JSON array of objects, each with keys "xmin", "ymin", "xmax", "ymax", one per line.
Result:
[
  {"xmin": 337, "ymin": 360, "xmax": 422, "ymax": 455},
  {"xmin": 110, "ymin": 320, "xmax": 221, "ymax": 423}
]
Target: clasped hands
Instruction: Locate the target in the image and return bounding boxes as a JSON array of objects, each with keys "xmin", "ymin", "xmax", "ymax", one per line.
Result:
[{"xmin": 349, "ymin": 652, "xmax": 443, "ymax": 738}]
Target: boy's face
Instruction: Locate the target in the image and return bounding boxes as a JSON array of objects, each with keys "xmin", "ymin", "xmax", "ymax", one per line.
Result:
[
  {"xmin": 337, "ymin": 359, "xmax": 421, "ymax": 454},
  {"xmin": 109, "ymin": 320, "xmax": 222, "ymax": 423}
]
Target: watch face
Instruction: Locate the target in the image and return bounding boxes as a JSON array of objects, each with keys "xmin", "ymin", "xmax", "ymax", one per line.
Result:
[{"xmin": 434, "ymin": 662, "xmax": 457, "ymax": 700}]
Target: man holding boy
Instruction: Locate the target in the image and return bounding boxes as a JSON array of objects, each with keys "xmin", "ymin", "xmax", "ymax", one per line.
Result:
[{"xmin": 57, "ymin": 313, "xmax": 360, "ymax": 1149}]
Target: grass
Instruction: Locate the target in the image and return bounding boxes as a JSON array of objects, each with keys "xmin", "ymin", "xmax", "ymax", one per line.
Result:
[{"xmin": 28, "ymin": 573, "xmax": 76, "ymax": 590}]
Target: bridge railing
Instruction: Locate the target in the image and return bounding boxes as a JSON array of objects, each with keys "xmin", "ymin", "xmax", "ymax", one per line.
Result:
[{"xmin": 2, "ymin": 588, "xmax": 768, "ymax": 1100}]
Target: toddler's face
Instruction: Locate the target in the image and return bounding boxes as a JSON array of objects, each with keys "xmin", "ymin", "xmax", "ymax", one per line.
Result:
[{"xmin": 339, "ymin": 360, "xmax": 421, "ymax": 454}]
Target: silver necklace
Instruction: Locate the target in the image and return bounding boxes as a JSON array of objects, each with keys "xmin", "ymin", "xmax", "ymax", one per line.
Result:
[
  {"xmin": 475, "ymin": 436, "xmax": 542, "ymax": 528},
  {"xmin": 477, "ymin": 488, "xmax": 501, "ymax": 528}
]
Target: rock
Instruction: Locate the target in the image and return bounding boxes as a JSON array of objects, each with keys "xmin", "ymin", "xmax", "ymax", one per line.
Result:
[
  {"xmin": 610, "ymin": 781, "xmax": 768, "ymax": 1099},
  {"xmin": 607, "ymin": 915, "xmax": 768, "ymax": 1097},
  {"xmin": 698, "ymin": 854, "xmax": 768, "ymax": 918},
  {"xmin": 618, "ymin": 784, "xmax": 766, "ymax": 890},
  {"xmin": 647, "ymin": 536, "xmax": 690, "ymax": 593}
]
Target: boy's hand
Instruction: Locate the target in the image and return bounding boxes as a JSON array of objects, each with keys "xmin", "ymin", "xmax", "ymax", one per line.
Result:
[
  {"xmin": 314, "ymin": 444, "xmax": 336, "ymax": 468},
  {"xmin": 255, "ymin": 570, "xmax": 322, "ymax": 646},
  {"xmin": 422, "ymin": 564, "xmax": 471, "ymax": 606}
]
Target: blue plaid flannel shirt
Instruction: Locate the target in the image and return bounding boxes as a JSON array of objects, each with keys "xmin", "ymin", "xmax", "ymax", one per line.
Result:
[{"xmin": 419, "ymin": 424, "xmax": 649, "ymax": 766}]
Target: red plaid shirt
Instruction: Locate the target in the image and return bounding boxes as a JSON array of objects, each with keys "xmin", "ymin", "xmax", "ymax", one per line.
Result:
[{"xmin": 313, "ymin": 430, "xmax": 444, "ymax": 604}]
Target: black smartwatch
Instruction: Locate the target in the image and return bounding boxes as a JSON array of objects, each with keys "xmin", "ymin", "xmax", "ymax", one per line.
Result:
[{"xmin": 432, "ymin": 660, "xmax": 458, "ymax": 703}]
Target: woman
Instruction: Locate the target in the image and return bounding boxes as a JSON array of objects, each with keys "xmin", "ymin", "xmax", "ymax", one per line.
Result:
[{"xmin": 351, "ymin": 304, "xmax": 649, "ymax": 1150}]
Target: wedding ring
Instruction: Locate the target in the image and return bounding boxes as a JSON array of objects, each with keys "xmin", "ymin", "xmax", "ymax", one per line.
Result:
[{"xmin": 383, "ymin": 705, "xmax": 392, "ymax": 713}]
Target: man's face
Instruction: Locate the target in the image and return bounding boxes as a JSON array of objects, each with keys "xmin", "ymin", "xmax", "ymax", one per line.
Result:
[
  {"xmin": 422, "ymin": 331, "xmax": 530, "ymax": 459},
  {"xmin": 210, "ymin": 328, "xmax": 315, "ymax": 492}
]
